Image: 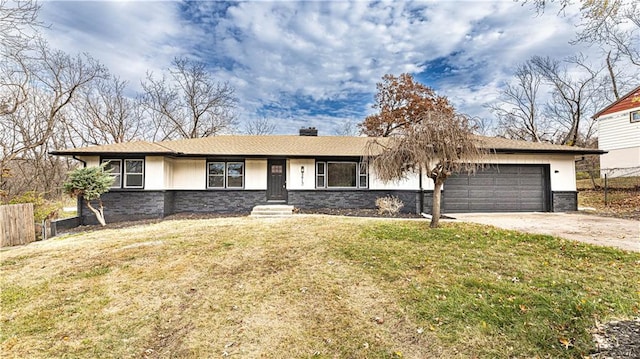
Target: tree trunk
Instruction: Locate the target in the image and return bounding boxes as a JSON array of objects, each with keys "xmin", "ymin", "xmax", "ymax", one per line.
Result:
[
  {"xmin": 606, "ymin": 51, "xmax": 620, "ymax": 100},
  {"xmin": 430, "ymin": 180, "xmax": 443, "ymax": 228},
  {"xmin": 85, "ymin": 199, "xmax": 106, "ymax": 226}
]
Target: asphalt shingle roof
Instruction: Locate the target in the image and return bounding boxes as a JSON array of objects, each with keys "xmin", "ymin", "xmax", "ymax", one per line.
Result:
[{"xmin": 49, "ymin": 135, "xmax": 604, "ymax": 157}]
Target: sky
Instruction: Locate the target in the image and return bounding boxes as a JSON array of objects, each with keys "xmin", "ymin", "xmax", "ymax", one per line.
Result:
[{"xmin": 38, "ymin": 0, "xmax": 589, "ymax": 135}]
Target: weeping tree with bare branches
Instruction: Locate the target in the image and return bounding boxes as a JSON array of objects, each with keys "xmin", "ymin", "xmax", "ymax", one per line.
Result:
[{"xmin": 363, "ymin": 74, "xmax": 486, "ymax": 228}]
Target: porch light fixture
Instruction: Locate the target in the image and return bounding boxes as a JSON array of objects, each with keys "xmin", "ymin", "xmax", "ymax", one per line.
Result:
[{"xmin": 301, "ymin": 166, "xmax": 305, "ymax": 185}]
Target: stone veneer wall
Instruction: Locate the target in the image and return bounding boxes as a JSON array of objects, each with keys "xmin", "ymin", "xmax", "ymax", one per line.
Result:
[
  {"xmin": 78, "ymin": 188, "xmax": 564, "ymax": 225},
  {"xmin": 172, "ymin": 190, "xmax": 268, "ymax": 214},
  {"xmin": 552, "ymin": 191, "xmax": 578, "ymax": 212},
  {"xmin": 80, "ymin": 190, "xmax": 270, "ymax": 224},
  {"xmin": 79, "ymin": 191, "xmax": 168, "ymax": 225},
  {"xmin": 288, "ymin": 190, "xmax": 423, "ymax": 214}
]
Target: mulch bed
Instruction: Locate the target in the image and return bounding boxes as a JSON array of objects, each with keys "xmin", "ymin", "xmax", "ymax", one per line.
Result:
[
  {"xmin": 591, "ymin": 319, "xmax": 640, "ymax": 358},
  {"xmin": 296, "ymin": 207, "xmax": 423, "ymax": 218}
]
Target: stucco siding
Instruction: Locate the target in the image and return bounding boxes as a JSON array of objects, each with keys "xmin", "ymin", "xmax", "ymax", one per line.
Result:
[
  {"xmin": 245, "ymin": 159, "xmax": 267, "ymax": 190},
  {"xmin": 369, "ymin": 168, "xmax": 423, "ymax": 190},
  {"xmin": 172, "ymin": 158, "xmax": 206, "ymax": 189},
  {"xmin": 164, "ymin": 158, "xmax": 174, "ymax": 188},
  {"xmin": 77, "ymin": 156, "xmax": 100, "ymax": 167},
  {"xmin": 132, "ymin": 153, "xmax": 576, "ymax": 193},
  {"xmin": 288, "ymin": 158, "xmax": 315, "ymax": 190},
  {"xmin": 144, "ymin": 156, "xmax": 165, "ymax": 190},
  {"xmin": 598, "ymin": 109, "xmax": 640, "ymax": 150},
  {"xmin": 473, "ymin": 153, "xmax": 576, "ymax": 191}
]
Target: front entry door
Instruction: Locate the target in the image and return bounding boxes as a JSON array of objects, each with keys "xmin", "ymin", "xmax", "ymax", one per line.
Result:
[{"xmin": 267, "ymin": 159, "xmax": 287, "ymax": 201}]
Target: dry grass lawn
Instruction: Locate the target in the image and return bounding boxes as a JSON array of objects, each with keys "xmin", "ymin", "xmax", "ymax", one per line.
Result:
[
  {"xmin": 577, "ymin": 177, "xmax": 640, "ymax": 220},
  {"xmin": 1, "ymin": 216, "xmax": 639, "ymax": 358}
]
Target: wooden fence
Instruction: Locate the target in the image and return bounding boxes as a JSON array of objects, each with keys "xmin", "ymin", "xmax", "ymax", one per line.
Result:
[{"xmin": 0, "ymin": 203, "xmax": 36, "ymax": 247}]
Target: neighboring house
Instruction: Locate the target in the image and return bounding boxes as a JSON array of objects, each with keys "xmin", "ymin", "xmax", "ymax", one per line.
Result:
[
  {"xmin": 593, "ymin": 85, "xmax": 640, "ymax": 177},
  {"xmin": 51, "ymin": 129, "xmax": 601, "ymax": 224}
]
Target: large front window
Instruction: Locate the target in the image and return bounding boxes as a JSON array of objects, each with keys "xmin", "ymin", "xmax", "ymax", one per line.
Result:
[
  {"xmin": 316, "ymin": 161, "xmax": 367, "ymax": 188},
  {"xmin": 207, "ymin": 161, "xmax": 244, "ymax": 188},
  {"xmin": 102, "ymin": 159, "xmax": 144, "ymax": 189}
]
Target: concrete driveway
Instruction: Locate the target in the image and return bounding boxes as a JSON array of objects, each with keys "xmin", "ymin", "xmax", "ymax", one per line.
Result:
[{"xmin": 451, "ymin": 212, "xmax": 639, "ymax": 252}]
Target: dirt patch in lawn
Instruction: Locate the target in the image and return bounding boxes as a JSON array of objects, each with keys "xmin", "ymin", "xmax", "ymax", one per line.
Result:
[{"xmin": 579, "ymin": 189, "xmax": 640, "ymax": 220}]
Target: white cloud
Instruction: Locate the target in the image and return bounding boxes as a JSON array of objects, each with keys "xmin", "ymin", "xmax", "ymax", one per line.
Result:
[
  {"xmin": 39, "ymin": 1, "xmax": 197, "ymax": 91},
  {"xmin": 37, "ymin": 0, "xmax": 617, "ymax": 135}
]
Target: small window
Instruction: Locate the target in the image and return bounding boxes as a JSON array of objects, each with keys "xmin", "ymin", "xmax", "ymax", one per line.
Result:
[
  {"xmin": 359, "ymin": 162, "xmax": 368, "ymax": 188},
  {"xmin": 124, "ymin": 159, "xmax": 144, "ymax": 188},
  {"xmin": 101, "ymin": 158, "xmax": 144, "ymax": 189},
  {"xmin": 208, "ymin": 162, "xmax": 225, "ymax": 188},
  {"xmin": 207, "ymin": 161, "xmax": 244, "ymax": 189},
  {"xmin": 227, "ymin": 162, "xmax": 244, "ymax": 188},
  {"xmin": 316, "ymin": 162, "xmax": 325, "ymax": 188},
  {"xmin": 102, "ymin": 159, "xmax": 122, "ymax": 188},
  {"xmin": 631, "ymin": 110, "xmax": 640, "ymax": 123}
]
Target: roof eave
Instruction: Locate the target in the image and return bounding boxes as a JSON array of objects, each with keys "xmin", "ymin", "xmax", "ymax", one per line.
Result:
[
  {"xmin": 49, "ymin": 151, "xmax": 178, "ymax": 157},
  {"xmin": 490, "ymin": 148, "xmax": 606, "ymax": 155},
  {"xmin": 592, "ymin": 84, "xmax": 640, "ymax": 119}
]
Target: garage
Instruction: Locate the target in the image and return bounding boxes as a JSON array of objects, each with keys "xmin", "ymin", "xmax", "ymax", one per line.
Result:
[{"xmin": 443, "ymin": 164, "xmax": 550, "ymax": 213}]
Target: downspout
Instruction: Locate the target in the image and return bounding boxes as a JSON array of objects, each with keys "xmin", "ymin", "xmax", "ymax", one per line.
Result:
[
  {"xmin": 71, "ymin": 156, "xmax": 87, "ymax": 224},
  {"xmin": 72, "ymin": 156, "xmax": 87, "ymax": 168},
  {"xmin": 418, "ymin": 164, "xmax": 424, "ymax": 214}
]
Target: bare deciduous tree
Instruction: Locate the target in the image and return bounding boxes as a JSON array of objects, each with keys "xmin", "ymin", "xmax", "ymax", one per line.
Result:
[
  {"xmin": 0, "ymin": 0, "xmax": 41, "ymax": 116},
  {"xmin": 0, "ymin": 0, "xmax": 41, "ymax": 54},
  {"xmin": 244, "ymin": 117, "xmax": 276, "ymax": 135},
  {"xmin": 0, "ymin": 42, "xmax": 107, "ymax": 199},
  {"xmin": 141, "ymin": 57, "xmax": 237, "ymax": 140},
  {"xmin": 67, "ymin": 76, "xmax": 147, "ymax": 145},
  {"xmin": 572, "ymin": 0, "xmax": 640, "ymax": 66},
  {"xmin": 488, "ymin": 61, "xmax": 552, "ymax": 142},
  {"xmin": 523, "ymin": 0, "xmax": 639, "ymax": 66},
  {"xmin": 333, "ymin": 120, "xmax": 360, "ymax": 136},
  {"xmin": 363, "ymin": 74, "xmax": 486, "ymax": 228},
  {"xmin": 492, "ymin": 54, "xmax": 607, "ymax": 146},
  {"xmin": 530, "ymin": 55, "xmax": 603, "ymax": 146}
]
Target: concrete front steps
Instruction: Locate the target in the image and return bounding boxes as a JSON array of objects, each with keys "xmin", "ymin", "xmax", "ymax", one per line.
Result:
[{"xmin": 250, "ymin": 205, "xmax": 295, "ymax": 218}]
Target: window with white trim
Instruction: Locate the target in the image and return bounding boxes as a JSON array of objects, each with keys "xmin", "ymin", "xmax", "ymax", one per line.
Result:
[
  {"xmin": 101, "ymin": 158, "xmax": 144, "ymax": 189},
  {"xmin": 102, "ymin": 159, "xmax": 122, "ymax": 188},
  {"xmin": 359, "ymin": 162, "xmax": 368, "ymax": 188},
  {"xmin": 316, "ymin": 161, "xmax": 368, "ymax": 188},
  {"xmin": 207, "ymin": 161, "xmax": 244, "ymax": 188},
  {"xmin": 316, "ymin": 162, "xmax": 325, "ymax": 188},
  {"xmin": 124, "ymin": 159, "xmax": 144, "ymax": 188},
  {"xmin": 631, "ymin": 110, "xmax": 640, "ymax": 123}
]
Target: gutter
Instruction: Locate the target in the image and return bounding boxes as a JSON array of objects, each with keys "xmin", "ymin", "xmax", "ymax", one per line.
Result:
[{"xmin": 72, "ymin": 156, "xmax": 87, "ymax": 168}]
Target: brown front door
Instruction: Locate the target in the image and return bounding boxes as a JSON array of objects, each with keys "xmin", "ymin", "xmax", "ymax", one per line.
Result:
[{"xmin": 267, "ymin": 159, "xmax": 287, "ymax": 201}]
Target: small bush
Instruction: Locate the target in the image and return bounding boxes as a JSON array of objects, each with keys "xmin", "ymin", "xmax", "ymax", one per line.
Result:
[
  {"xmin": 9, "ymin": 191, "xmax": 60, "ymax": 223},
  {"xmin": 375, "ymin": 196, "xmax": 404, "ymax": 216},
  {"xmin": 576, "ymin": 171, "xmax": 590, "ymax": 180}
]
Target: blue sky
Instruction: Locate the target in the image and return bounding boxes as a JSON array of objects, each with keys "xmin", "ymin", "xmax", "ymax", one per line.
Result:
[{"xmin": 39, "ymin": 0, "xmax": 588, "ymax": 135}]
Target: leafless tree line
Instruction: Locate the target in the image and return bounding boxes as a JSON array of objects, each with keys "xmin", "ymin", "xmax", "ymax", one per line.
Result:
[
  {"xmin": 0, "ymin": 1, "xmax": 246, "ymax": 201},
  {"xmin": 491, "ymin": 0, "xmax": 639, "ymax": 146}
]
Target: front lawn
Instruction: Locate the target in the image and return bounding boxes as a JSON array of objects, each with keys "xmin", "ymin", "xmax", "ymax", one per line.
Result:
[{"xmin": 1, "ymin": 216, "xmax": 638, "ymax": 358}]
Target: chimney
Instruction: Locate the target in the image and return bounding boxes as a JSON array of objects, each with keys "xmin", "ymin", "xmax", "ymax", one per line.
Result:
[{"xmin": 299, "ymin": 127, "xmax": 318, "ymax": 136}]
